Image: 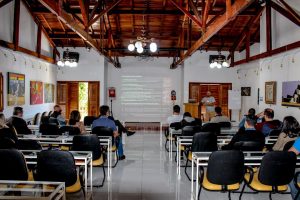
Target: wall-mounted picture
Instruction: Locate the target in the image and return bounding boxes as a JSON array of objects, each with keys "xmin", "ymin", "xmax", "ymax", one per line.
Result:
[
  {"xmin": 265, "ymin": 81, "xmax": 276, "ymax": 104},
  {"xmin": 7, "ymin": 72, "xmax": 25, "ymax": 106},
  {"xmin": 241, "ymin": 87, "xmax": 251, "ymax": 96},
  {"xmin": 30, "ymin": 81, "xmax": 43, "ymax": 105},
  {"xmin": 44, "ymin": 83, "xmax": 55, "ymax": 103},
  {"xmin": 282, "ymin": 81, "xmax": 300, "ymax": 107}
]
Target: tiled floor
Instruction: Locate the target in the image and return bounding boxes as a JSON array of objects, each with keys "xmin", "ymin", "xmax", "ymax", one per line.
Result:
[{"xmin": 68, "ymin": 130, "xmax": 293, "ymax": 200}]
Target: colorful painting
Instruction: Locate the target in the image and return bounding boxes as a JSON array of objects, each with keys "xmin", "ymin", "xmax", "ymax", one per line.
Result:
[
  {"xmin": 30, "ymin": 81, "xmax": 43, "ymax": 105},
  {"xmin": 44, "ymin": 83, "xmax": 55, "ymax": 103},
  {"xmin": 282, "ymin": 81, "xmax": 300, "ymax": 107},
  {"xmin": 7, "ymin": 72, "xmax": 25, "ymax": 106}
]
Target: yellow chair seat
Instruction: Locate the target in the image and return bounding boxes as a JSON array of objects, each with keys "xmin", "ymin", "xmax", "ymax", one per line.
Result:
[
  {"xmin": 60, "ymin": 145, "xmax": 70, "ymax": 151},
  {"xmin": 298, "ymin": 183, "xmax": 300, "ymax": 188},
  {"xmin": 111, "ymin": 145, "xmax": 117, "ymax": 152},
  {"xmin": 92, "ymin": 155, "xmax": 104, "ymax": 166},
  {"xmin": 167, "ymin": 136, "xmax": 175, "ymax": 141},
  {"xmin": 180, "ymin": 145, "xmax": 185, "ymax": 151},
  {"xmin": 66, "ymin": 174, "xmax": 82, "ymax": 193},
  {"xmin": 244, "ymin": 172, "xmax": 287, "ymax": 192},
  {"xmin": 188, "ymin": 151, "xmax": 192, "ymax": 161},
  {"xmin": 202, "ymin": 172, "xmax": 240, "ymax": 191}
]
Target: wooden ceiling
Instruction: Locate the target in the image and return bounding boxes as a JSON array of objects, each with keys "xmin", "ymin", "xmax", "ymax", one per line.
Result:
[{"xmin": 24, "ymin": 0, "xmax": 263, "ymax": 62}]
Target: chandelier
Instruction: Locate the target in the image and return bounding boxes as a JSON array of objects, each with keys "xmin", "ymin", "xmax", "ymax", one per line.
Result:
[
  {"xmin": 209, "ymin": 53, "xmax": 229, "ymax": 69},
  {"xmin": 127, "ymin": 16, "xmax": 158, "ymax": 54},
  {"xmin": 57, "ymin": 48, "xmax": 78, "ymax": 67}
]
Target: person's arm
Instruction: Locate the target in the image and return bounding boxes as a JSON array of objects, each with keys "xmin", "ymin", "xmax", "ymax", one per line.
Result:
[
  {"xmin": 111, "ymin": 121, "xmax": 119, "ymax": 137},
  {"xmin": 289, "ymin": 138, "xmax": 300, "ymax": 155},
  {"xmin": 272, "ymin": 133, "xmax": 283, "ymax": 151}
]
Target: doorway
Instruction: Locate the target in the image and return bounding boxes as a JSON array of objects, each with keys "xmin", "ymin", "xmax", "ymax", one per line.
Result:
[{"xmin": 57, "ymin": 81, "xmax": 100, "ymax": 119}]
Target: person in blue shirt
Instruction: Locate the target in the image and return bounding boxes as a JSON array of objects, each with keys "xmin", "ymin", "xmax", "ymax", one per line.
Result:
[
  {"xmin": 238, "ymin": 108, "xmax": 257, "ymax": 129},
  {"xmin": 289, "ymin": 138, "xmax": 300, "ymax": 199},
  {"xmin": 92, "ymin": 105, "xmax": 125, "ymax": 160}
]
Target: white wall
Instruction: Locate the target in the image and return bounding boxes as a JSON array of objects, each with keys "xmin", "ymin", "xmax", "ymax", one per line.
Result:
[
  {"xmin": 56, "ymin": 48, "xmax": 105, "ymax": 105},
  {"xmin": 107, "ymin": 57, "xmax": 183, "ymax": 122}
]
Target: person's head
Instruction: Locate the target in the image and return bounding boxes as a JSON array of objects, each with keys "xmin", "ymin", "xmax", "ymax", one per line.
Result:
[
  {"xmin": 183, "ymin": 112, "xmax": 192, "ymax": 118},
  {"xmin": 173, "ymin": 105, "xmax": 180, "ymax": 114},
  {"xmin": 248, "ymin": 108, "xmax": 256, "ymax": 117},
  {"xmin": 100, "ymin": 105, "xmax": 110, "ymax": 116},
  {"xmin": 13, "ymin": 107, "xmax": 23, "ymax": 117},
  {"xmin": 53, "ymin": 105, "xmax": 62, "ymax": 113},
  {"xmin": 207, "ymin": 91, "xmax": 211, "ymax": 97},
  {"xmin": 70, "ymin": 110, "xmax": 81, "ymax": 123},
  {"xmin": 0, "ymin": 113, "xmax": 6, "ymax": 128},
  {"xmin": 263, "ymin": 108, "xmax": 274, "ymax": 121},
  {"xmin": 244, "ymin": 116, "xmax": 256, "ymax": 129},
  {"xmin": 215, "ymin": 107, "xmax": 222, "ymax": 115},
  {"xmin": 282, "ymin": 116, "xmax": 300, "ymax": 137}
]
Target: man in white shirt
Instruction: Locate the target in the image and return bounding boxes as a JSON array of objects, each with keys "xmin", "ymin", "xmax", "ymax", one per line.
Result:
[
  {"xmin": 201, "ymin": 91, "xmax": 216, "ymax": 121},
  {"xmin": 210, "ymin": 106, "xmax": 230, "ymax": 123},
  {"xmin": 167, "ymin": 105, "xmax": 183, "ymax": 124}
]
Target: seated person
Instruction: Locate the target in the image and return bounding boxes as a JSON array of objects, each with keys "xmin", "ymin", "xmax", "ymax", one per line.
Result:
[
  {"xmin": 6, "ymin": 107, "xmax": 32, "ymax": 135},
  {"xmin": 69, "ymin": 110, "xmax": 86, "ymax": 134},
  {"xmin": 255, "ymin": 108, "xmax": 282, "ymax": 137},
  {"xmin": 239, "ymin": 108, "xmax": 258, "ymax": 129},
  {"xmin": 288, "ymin": 139, "xmax": 300, "ymax": 200},
  {"xmin": 181, "ymin": 112, "xmax": 195, "ymax": 127},
  {"xmin": 272, "ymin": 116, "xmax": 299, "ymax": 151},
  {"xmin": 167, "ymin": 105, "xmax": 183, "ymax": 130},
  {"xmin": 92, "ymin": 105, "xmax": 125, "ymax": 160},
  {"xmin": 50, "ymin": 105, "xmax": 66, "ymax": 126},
  {"xmin": 108, "ymin": 116, "xmax": 135, "ymax": 137},
  {"xmin": 222, "ymin": 116, "xmax": 265, "ymax": 150},
  {"xmin": 210, "ymin": 107, "xmax": 230, "ymax": 123},
  {"xmin": 0, "ymin": 113, "xmax": 18, "ymax": 147}
]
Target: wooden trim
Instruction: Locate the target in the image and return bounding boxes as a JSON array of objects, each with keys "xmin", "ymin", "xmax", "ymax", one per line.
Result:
[
  {"xmin": 0, "ymin": 0, "xmax": 13, "ymax": 8},
  {"xmin": 266, "ymin": 0, "xmax": 272, "ymax": 53}
]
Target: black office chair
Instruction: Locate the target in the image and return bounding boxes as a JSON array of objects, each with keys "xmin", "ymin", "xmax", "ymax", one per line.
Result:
[
  {"xmin": 48, "ymin": 111, "xmax": 53, "ymax": 116},
  {"xmin": 219, "ymin": 121, "xmax": 232, "ymax": 129},
  {"xmin": 243, "ymin": 151, "xmax": 296, "ymax": 200},
  {"xmin": 0, "ymin": 128, "xmax": 18, "ymax": 149},
  {"xmin": 17, "ymin": 140, "xmax": 42, "ymax": 150},
  {"xmin": 40, "ymin": 116, "xmax": 50, "ymax": 124},
  {"xmin": 32, "ymin": 113, "xmax": 41, "ymax": 125},
  {"xmin": 0, "ymin": 149, "xmax": 32, "ymax": 181},
  {"xmin": 84, "ymin": 116, "xmax": 97, "ymax": 126},
  {"xmin": 201, "ymin": 123, "xmax": 221, "ymax": 135},
  {"xmin": 233, "ymin": 141, "xmax": 265, "ymax": 151},
  {"xmin": 41, "ymin": 111, "xmax": 48, "ymax": 119},
  {"xmin": 72, "ymin": 134, "xmax": 106, "ymax": 187},
  {"xmin": 198, "ymin": 150, "xmax": 245, "ymax": 200},
  {"xmin": 182, "ymin": 126, "xmax": 195, "ymax": 137},
  {"xmin": 49, "ymin": 117, "xmax": 59, "ymax": 125},
  {"xmin": 165, "ymin": 122, "xmax": 182, "ymax": 152},
  {"xmin": 283, "ymin": 140, "xmax": 296, "ymax": 151},
  {"xmin": 92, "ymin": 126, "xmax": 118, "ymax": 168},
  {"xmin": 35, "ymin": 150, "xmax": 85, "ymax": 195},
  {"xmin": 59, "ymin": 126, "xmax": 81, "ymax": 136},
  {"xmin": 39, "ymin": 124, "xmax": 59, "ymax": 135},
  {"xmin": 185, "ymin": 132, "xmax": 218, "ymax": 181},
  {"xmin": 269, "ymin": 129, "xmax": 281, "ymax": 136}
]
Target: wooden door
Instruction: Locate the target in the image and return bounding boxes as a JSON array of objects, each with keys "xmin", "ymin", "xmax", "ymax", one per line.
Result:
[
  {"xmin": 68, "ymin": 82, "xmax": 79, "ymax": 118},
  {"xmin": 88, "ymin": 82, "xmax": 100, "ymax": 116},
  {"xmin": 57, "ymin": 82, "xmax": 68, "ymax": 118}
]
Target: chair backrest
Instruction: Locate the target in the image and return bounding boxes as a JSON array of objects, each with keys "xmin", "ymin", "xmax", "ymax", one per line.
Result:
[
  {"xmin": 17, "ymin": 139, "xmax": 42, "ymax": 150},
  {"xmin": 258, "ymin": 151, "xmax": 296, "ymax": 186},
  {"xmin": 207, "ymin": 150, "xmax": 245, "ymax": 186},
  {"xmin": 219, "ymin": 121, "xmax": 232, "ymax": 129},
  {"xmin": 233, "ymin": 141, "xmax": 265, "ymax": 151},
  {"xmin": 182, "ymin": 126, "xmax": 195, "ymax": 136},
  {"xmin": 40, "ymin": 116, "xmax": 50, "ymax": 124},
  {"xmin": 49, "ymin": 117, "xmax": 59, "ymax": 125},
  {"xmin": 35, "ymin": 150, "xmax": 77, "ymax": 187},
  {"xmin": 269, "ymin": 129, "xmax": 281, "ymax": 136},
  {"xmin": 92, "ymin": 126, "xmax": 114, "ymax": 144},
  {"xmin": 201, "ymin": 123, "xmax": 221, "ymax": 135},
  {"xmin": 48, "ymin": 111, "xmax": 53, "ymax": 116},
  {"xmin": 72, "ymin": 134, "xmax": 102, "ymax": 160},
  {"xmin": 84, "ymin": 116, "xmax": 97, "ymax": 126},
  {"xmin": 0, "ymin": 149, "xmax": 28, "ymax": 180},
  {"xmin": 59, "ymin": 126, "xmax": 81, "ymax": 136},
  {"xmin": 32, "ymin": 113, "xmax": 41, "ymax": 125},
  {"xmin": 169, "ymin": 122, "xmax": 182, "ymax": 130},
  {"xmin": 41, "ymin": 112, "xmax": 48, "ymax": 118},
  {"xmin": 39, "ymin": 124, "xmax": 60, "ymax": 135},
  {"xmin": 283, "ymin": 140, "xmax": 295, "ymax": 151},
  {"xmin": 192, "ymin": 132, "xmax": 218, "ymax": 152},
  {"xmin": 0, "ymin": 137, "xmax": 16, "ymax": 149}
]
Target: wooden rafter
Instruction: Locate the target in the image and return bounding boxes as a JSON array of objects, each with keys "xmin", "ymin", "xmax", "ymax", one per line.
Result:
[
  {"xmin": 41, "ymin": 15, "xmax": 52, "ymax": 32},
  {"xmin": 266, "ymin": 0, "xmax": 272, "ymax": 53},
  {"xmin": 188, "ymin": 0, "xmax": 201, "ymax": 22},
  {"xmin": 171, "ymin": 0, "xmax": 255, "ymax": 68},
  {"xmin": 169, "ymin": 0, "xmax": 202, "ymax": 28},
  {"xmin": 202, "ymin": 0, "xmax": 211, "ymax": 32},
  {"xmin": 270, "ymin": 1, "xmax": 300, "ymax": 26},
  {"xmin": 278, "ymin": 0, "xmax": 300, "ymax": 23},
  {"xmin": 88, "ymin": 0, "xmax": 123, "ymax": 27},
  {"xmin": 78, "ymin": 0, "xmax": 89, "ymax": 27},
  {"xmin": 36, "ymin": 22, "xmax": 42, "ymax": 57},
  {"xmin": 0, "ymin": 0, "xmax": 13, "ymax": 8},
  {"xmin": 90, "ymin": 0, "xmax": 102, "ymax": 21},
  {"xmin": 13, "ymin": 0, "xmax": 20, "ymax": 50}
]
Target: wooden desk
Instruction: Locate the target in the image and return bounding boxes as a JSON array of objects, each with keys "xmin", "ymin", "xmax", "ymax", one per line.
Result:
[{"xmin": 184, "ymin": 103, "xmax": 201, "ymax": 118}]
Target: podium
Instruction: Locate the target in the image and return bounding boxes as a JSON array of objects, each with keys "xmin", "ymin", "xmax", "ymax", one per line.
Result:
[{"xmin": 184, "ymin": 103, "xmax": 201, "ymax": 118}]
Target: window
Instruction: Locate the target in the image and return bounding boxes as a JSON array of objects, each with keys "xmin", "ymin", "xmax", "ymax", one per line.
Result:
[{"xmin": 0, "ymin": 73, "xmax": 3, "ymax": 112}]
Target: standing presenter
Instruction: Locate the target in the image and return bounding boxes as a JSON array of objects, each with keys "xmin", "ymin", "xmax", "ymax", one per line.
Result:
[{"xmin": 201, "ymin": 91, "xmax": 216, "ymax": 122}]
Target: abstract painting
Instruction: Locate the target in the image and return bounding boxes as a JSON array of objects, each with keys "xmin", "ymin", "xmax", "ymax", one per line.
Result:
[
  {"xmin": 7, "ymin": 72, "xmax": 25, "ymax": 106},
  {"xmin": 30, "ymin": 81, "xmax": 43, "ymax": 105},
  {"xmin": 44, "ymin": 83, "xmax": 55, "ymax": 103},
  {"xmin": 282, "ymin": 81, "xmax": 300, "ymax": 107}
]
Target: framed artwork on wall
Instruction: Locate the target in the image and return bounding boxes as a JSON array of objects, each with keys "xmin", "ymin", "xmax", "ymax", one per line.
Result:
[
  {"xmin": 44, "ymin": 83, "xmax": 55, "ymax": 103},
  {"xmin": 282, "ymin": 81, "xmax": 300, "ymax": 107},
  {"xmin": 241, "ymin": 87, "xmax": 251, "ymax": 96},
  {"xmin": 265, "ymin": 81, "xmax": 277, "ymax": 104},
  {"xmin": 7, "ymin": 72, "xmax": 25, "ymax": 106},
  {"xmin": 30, "ymin": 81, "xmax": 43, "ymax": 105},
  {"xmin": 0, "ymin": 73, "xmax": 3, "ymax": 111}
]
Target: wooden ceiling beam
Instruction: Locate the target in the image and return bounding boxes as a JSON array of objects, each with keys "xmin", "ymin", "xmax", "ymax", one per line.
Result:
[
  {"xmin": 78, "ymin": 0, "xmax": 89, "ymax": 27},
  {"xmin": 189, "ymin": 0, "xmax": 201, "ymax": 22},
  {"xmin": 38, "ymin": 0, "xmax": 120, "ymax": 67},
  {"xmin": 171, "ymin": 0, "xmax": 255, "ymax": 68},
  {"xmin": 13, "ymin": 0, "xmax": 20, "ymax": 51},
  {"xmin": 270, "ymin": 1, "xmax": 300, "ymax": 26},
  {"xmin": 89, "ymin": 0, "xmax": 102, "ymax": 21},
  {"xmin": 278, "ymin": 0, "xmax": 300, "ymax": 23},
  {"xmin": 0, "ymin": 0, "xmax": 13, "ymax": 8},
  {"xmin": 88, "ymin": 0, "xmax": 123, "ymax": 27},
  {"xmin": 169, "ymin": 0, "xmax": 202, "ymax": 28},
  {"xmin": 202, "ymin": 0, "xmax": 211, "ymax": 32}
]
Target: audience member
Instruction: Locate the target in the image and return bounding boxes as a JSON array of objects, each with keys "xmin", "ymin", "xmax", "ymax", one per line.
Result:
[
  {"xmin": 69, "ymin": 110, "xmax": 86, "ymax": 134},
  {"xmin": 181, "ymin": 112, "xmax": 195, "ymax": 127},
  {"xmin": 222, "ymin": 116, "xmax": 265, "ymax": 150},
  {"xmin": 273, "ymin": 116, "xmax": 299, "ymax": 151},
  {"xmin": 0, "ymin": 113, "xmax": 18, "ymax": 145},
  {"xmin": 6, "ymin": 107, "xmax": 32, "ymax": 135},
  {"xmin": 92, "ymin": 105, "xmax": 125, "ymax": 160},
  {"xmin": 210, "ymin": 107, "xmax": 230, "ymax": 123},
  {"xmin": 50, "ymin": 105, "xmax": 66, "ymax": 125},
  {"xmin": 167, "ymin": 105, "xmax": 183, "ymax": 124},
  {"xmin": 288, "ymin": 139, "xmax": 300, "ymax": 200},
  {"xmin": 255, "ymin": 108, "xmax": 282, "ymax": 137},
  {"xmin": 108, "ymin": 116, "xmax": 135, "ymax": 137},
  {"xmin": 239, "ymin": 108, "xmax": 257, "ymax": 128}
]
